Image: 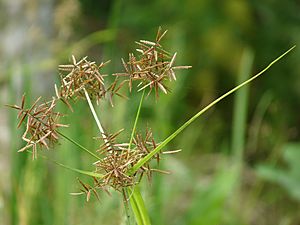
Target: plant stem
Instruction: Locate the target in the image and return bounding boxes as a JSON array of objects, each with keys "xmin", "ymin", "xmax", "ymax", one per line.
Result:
[
  {"xmin": 83, "ymin": 88, "xmax": 111, "ymax": 150},
  {"xmin": 57, "ymin": 130, "xmax": 100, "ymax": 160},
  {"xmin": 127, "ymin": 186, "xmax": 151, "ymax": 225},
  {"xmin": 128, "ymin": 89, "xmax": 145, "ymax": 151},
  {"xmin": 26, "ymin": 150, "xmax": 103, "ymax": 178},
  {"xmin": 83, "ymin": 89, "xmax": 106, "ymax": 136},
  {"xmin": 126, "ymin": 90, "xmax": 151, "ymax": 224},
  {"xmin": 123, "ymin": 190, "xmax": 132, "ymax": 225}
]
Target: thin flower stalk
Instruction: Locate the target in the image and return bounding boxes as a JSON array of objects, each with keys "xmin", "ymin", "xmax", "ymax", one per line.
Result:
[{"xmin": 83, "ymin": 88, "xmax": 111, "ymax": 150}]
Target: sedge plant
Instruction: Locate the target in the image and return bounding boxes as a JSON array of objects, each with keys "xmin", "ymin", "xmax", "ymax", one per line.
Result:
[{"xmin": 7, "ymin": 27, "xmax": 295, "ymax": 225}]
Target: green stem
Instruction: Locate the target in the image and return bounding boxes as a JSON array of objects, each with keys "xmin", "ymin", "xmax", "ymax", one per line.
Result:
[
  {"xmin": 128, "ymin": 45, "xmax": 296, "ymax": 175},
  {"xmin": 83, "ymin": 88, "xmax": 114, "ymax": 155},
  {"xmin": 123, "ymin": 194, "xmax": 132, "ymax": 225},
  {"xmin": 83, "ymin": 89, "xmax": 107, "ymax": 139},
  {"xmin": 128, "ymin": 186, "xmax": 151, "ymax": 225},
  {"xmin": 26, "ymin": 150, "xmax": 103, "ymax": 178},
  {"xmin": 49, "ymin": 158, "xmax": 103, "ymax": 178},
  {"xmin": 57, "ymin": 130, "xmax": 100, "ymax": 160},
  {"xmin": 126, "ymin": 90, "xmax": 151, "ymax": 224},
  {"xmin": 128, "ymin": 89, "xmax": 145, "ymax": 150}
]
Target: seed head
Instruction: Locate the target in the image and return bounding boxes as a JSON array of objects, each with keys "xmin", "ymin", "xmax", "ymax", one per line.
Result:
[
  {"xmin": 75, "ymin": 128, "xmax": 179, "ymax": 200},
  {"xmin": 114, "ymin": 27, "xmax": 191, "ymax": 98},
  {"xmin": 7, "ymin": 95, "xmax": 68, "ymax": 159},
  {"xmin": 57, "ymin": 56, "xmax": 109, "ymax": 107}
]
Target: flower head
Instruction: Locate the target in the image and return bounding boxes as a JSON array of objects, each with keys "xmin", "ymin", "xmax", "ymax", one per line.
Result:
[
  {"xmin": 7, "ymin": 95, "xmax": 68, "ymax": 159},
  {"xmin": 74, "ymin": 128, "xmax": 180, "ymax": 200},
  {"xmin": 114, "ymin": 27, "xmax": 191, "ymax": 98},
  {"xmin": 57, "ymin": 56, "xmax": 109, "ymax": 107}
]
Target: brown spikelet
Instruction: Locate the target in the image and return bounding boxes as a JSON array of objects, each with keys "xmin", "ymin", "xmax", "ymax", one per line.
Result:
[
  {"xmin": 88, "ymin": 127, "xmax": 175, "ymax": 197},
  {"xmin": 58, "ymin": 56, "xmax": 126, "ymax": 107},
  {"xmin": 114, "ymin": 27, "xmax": 191, "ymax": 98},
  {"xmin": 57, "ymin": 56, "xmax": 108, "ymax": 106},
  {"xmin": 7, "ymin": 95, "xmax": 68, "ymax": 159}
]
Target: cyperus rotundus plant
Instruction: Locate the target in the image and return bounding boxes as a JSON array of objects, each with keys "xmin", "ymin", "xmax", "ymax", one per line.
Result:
[{"xmin": 7, "ymin": 27, "xmax": 295, "ymax": 225}]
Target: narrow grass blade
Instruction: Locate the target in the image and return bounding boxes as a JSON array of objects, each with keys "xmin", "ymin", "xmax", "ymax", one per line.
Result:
[
  {"xmin": 127, "ymin": 189, "xmax": 143, "ymax": 225},
  {"xmin": 248, "ymin": 91, "xmax": 273, "ymax": 152},
  {"xmin": 128, "ymin": 186, "xmax": 151, "ymax": 225},
  {"xmin": 123, "ymin": 191, "xmax": 134, "ymax": 225},
  {"xmin": 232, "ymin": 47, "xmax": 254, "ymax": 164},
  {"xmin": 128, "ymin": 46, "xmax": 296, "ymax": 175}
]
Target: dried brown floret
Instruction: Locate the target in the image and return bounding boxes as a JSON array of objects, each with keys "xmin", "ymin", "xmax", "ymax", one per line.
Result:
[
  {"xmin": 87, "ymin": 128, "xmax": 175, "ymax": 199},
  {"xmin": 57, "ymin": 56, "xmax": 126, "ymax": 107},
  {"xmin": 114, "ymin": 27, "xmax": 191, "ymax": 98},
  {"xmin": 7, "ymin": 95, "xmax": 68, "ymax": 159}
]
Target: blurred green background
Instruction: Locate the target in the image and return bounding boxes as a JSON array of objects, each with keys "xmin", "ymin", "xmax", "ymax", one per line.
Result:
[{"xmin": 1, "ymin": 0, "xmax": 300, "ymax": 224}]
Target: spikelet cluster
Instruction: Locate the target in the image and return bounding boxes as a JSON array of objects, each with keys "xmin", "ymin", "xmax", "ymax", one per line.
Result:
[
  {"xmin": 8, "ymin": 27, "xmax": 190, "ymax": 201},
  {"xmin": 57, "ymin": 55, "xmax": 129, "ymax": 108},
  {"xmin": 7, "ymin": 95, "xmax": 67, "ymax": 159},
  {"xmin": 76, "ymin": 129, "xmax": 179, "ymax": 201},
  {"xmin": 114, "ymin": 27, "xmax": 191, "ymax": 98}
]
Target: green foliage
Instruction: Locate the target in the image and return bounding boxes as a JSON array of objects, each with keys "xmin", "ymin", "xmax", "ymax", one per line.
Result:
[
  {"xmin": 257, "ymin": 143, "xmax": 300, "ymax": 201},
  {"xmin": 185, "ymin": 167, "xmax": 238, "ymax": 225}
]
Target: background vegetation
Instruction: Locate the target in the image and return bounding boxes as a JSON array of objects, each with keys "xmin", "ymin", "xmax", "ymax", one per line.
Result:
[{"xmin": 1, "ymin": 0, "xmax": 300, "ymax": 224}]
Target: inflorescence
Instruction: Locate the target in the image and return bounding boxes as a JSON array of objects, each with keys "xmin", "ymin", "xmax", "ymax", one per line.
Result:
[{"xmin": 8, "ymin": 27, "xmax": 190, "ymax": 200}]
